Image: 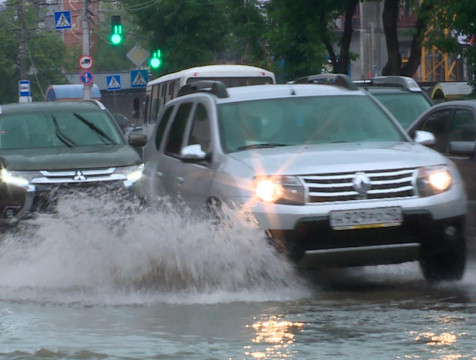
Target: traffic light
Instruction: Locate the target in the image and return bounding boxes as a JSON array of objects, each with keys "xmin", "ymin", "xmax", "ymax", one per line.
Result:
[
  {"xmin": 149, "ymin": 49, "xmax": 162, "ymax": 69},
  {"xmin": 110, "ymin": 15, "xmax": 123, "ymax": 46}
]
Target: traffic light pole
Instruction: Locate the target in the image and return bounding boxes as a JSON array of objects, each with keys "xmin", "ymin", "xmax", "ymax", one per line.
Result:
[{"xmin": 82, "ymin": 0, "xmax": 92, "ymax": 100}]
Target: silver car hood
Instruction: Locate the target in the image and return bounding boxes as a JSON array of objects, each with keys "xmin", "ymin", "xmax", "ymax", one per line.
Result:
[{"xmin": 226, "ymin": 142, "xmax": 449, "ymax": 175}]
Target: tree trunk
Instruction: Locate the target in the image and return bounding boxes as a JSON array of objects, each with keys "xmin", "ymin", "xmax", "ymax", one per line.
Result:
[
  {"xmin": 401, "ymin": 1, "xmax": 434, "ymax": 76},
  {"xmin": 334, "ymin": 0, "xmax": 358, "ymax": 74},
  {"xmin": 382, "ymin": 0, "xmax": 401, "ymax": 75}
]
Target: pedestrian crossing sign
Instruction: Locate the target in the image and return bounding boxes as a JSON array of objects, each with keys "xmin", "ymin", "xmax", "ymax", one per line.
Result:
[
  {"xmin": 130, "ymin": 70, "xmax": 148, "ymax": 88},
  {"xmin": 54, "ymin": 11, "xmax": 72, "ymax": 30},
  {"xmin": 106, "ymin": 75, "xmax": 122, "ymax": 91}
]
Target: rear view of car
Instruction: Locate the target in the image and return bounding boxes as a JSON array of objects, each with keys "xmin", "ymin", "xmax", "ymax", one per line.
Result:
[{"xmin": 0, "ymin": 101, "xmax": 146, "ymax": 221}]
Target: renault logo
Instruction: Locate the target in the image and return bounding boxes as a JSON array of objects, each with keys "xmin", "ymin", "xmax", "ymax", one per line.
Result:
[
  {"xmin": 73, "ymin": 170, "xmax": 87, "ymax": 181},
  {"xmin": 352, "ymin": 172, "xmax": 371, "ymax": 197}
]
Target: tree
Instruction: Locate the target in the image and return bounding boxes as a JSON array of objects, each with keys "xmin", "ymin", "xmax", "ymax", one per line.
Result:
[
  {"xmin": 0, "ymin": 0, "xmax": 68, "ymax": 103},
  {"xmin": 266, "ymin": 0, "xmax": 328, "ymax": 82},
  {"xmin": 119, "ymin": 0, "xmax": 228, "ymax": 76},
  {"xmin": 382, "ymin": 0, "xmax": 435, "ymax": 76}
]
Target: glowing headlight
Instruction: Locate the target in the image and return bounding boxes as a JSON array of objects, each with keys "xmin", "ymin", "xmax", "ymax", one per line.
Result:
[
  {"xmin": 417, "ymin": 165, "xmax": 452, "ymax": 197},
  {"xmin": 255, "ymin": 175, "xmax": 305, "ymax": 204},
  {"xmin": 115, "ymin": 164, "xmax": 144, "ymax": 183},
  {"xmin": 0, "ymin": 168, "xmax": 30, "ymax": 187}
]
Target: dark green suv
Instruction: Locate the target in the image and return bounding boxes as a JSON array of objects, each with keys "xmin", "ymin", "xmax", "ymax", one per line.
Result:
[
  {"xmin": 356, "ymin": 76, "xmax": 434, "ymax": 130},
  {"xmin": 0, "ymin": 101, "xmax": 147, "ymax": 224}
]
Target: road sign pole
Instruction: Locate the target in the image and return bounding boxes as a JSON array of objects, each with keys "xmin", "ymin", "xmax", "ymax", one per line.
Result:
[{"xmin": 82, "ymin": 0, "xmax": 91, "ymax": 100}]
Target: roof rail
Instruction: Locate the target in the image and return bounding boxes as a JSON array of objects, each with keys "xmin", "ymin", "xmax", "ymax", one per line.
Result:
[
  {"xmin": 177, "ymin": 80, "xmax": 229, "ymax": 98},
  {"xmin": 289, "ymin": 74, "xmax": 358, "ymax": 90},
  {"xmin": 364, "ymin": 76, "xmax": 422, "ymax": 92}
]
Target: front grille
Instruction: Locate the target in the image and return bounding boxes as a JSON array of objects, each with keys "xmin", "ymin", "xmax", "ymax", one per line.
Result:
[
  {"xmin": 301, "ymin": 168, "xmax": 417, "ymax": 203},
  {"xmin": 30, "ymin": 168, "xmax": 124, "ymax": 184}
]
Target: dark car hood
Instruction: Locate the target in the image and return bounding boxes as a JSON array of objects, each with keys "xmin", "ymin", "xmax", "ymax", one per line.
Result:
[{"xmin": 0, "ymin": 145, "xmax": 141, "ymax": 170}]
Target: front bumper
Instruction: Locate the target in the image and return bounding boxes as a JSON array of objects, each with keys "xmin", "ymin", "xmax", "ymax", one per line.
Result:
[{"xmin": 0, "ymin": 183, "xmax": 35, "ymax": 225}]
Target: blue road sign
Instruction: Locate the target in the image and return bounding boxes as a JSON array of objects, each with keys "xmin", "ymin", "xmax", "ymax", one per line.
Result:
[
  {"xmin": 79, "ymin": 70, "xmax": 94, "ymax": 85},
  {"xmin": 106, "ymin": 75, "xmax": 122, "ymax": 91},
  {"xmin": 130, "ymin": 70, "xmax": 148, "ymax": 88},
  {"xmin": 54, "ymin": 11, "xmax": 72, "ymax": 30},
  {"xmin": 19, "ymin": 80, "xmax": 31, "ymax": 97}
]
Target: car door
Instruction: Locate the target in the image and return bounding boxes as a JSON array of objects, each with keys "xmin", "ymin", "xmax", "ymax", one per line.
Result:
[
  {"xmin": 151, "ymin": 101, "xmax": 193, "ymax": 203},
  {"xmin": 444, "ymin": 108, "xmax": 476, "ymax": 229},
  {"xmin": 176, "ymin": 101, "xmax": 216, "ymax": 210}
]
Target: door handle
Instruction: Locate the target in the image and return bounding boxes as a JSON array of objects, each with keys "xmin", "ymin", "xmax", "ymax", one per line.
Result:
[
  {"xmin": 156, "ymin": 171, "xmax": 163, "ymax": 177},
  {"xmin": 177, "ymin": 176, "xmax": 185, "ymax": 184}
]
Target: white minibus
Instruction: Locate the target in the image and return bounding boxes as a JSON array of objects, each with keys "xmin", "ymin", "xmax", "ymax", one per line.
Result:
[{"xmin": 141, "ymin": 64, "xmax": 275, "ymax": 136}]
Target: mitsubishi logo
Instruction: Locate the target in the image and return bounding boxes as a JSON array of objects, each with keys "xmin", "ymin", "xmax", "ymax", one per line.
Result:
[
  {"xmin": 73, "ymin": 170, "xmax": 87, "ymax": 181},
  {"xmin": 352, "ymin": 172, "xmax": 371, "ymax": 197}
]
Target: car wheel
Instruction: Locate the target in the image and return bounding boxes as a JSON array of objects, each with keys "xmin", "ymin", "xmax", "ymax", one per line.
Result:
[
  {"xmin": 419, "ymin": 235, "xmax": 466, "ymax": 282},
  {"xmin": 206, "ymin": 197, "xmax": 225, "ymax": 224}
]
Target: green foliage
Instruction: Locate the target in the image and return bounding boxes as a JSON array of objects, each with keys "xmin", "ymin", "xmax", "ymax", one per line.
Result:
[
  {"xmin": 0, "ymin": 0, "xmax": 68, "ymax": 103},
  {"xmin": 266, "ymin": 0, "xmax": 328, "ymax": 82},
  {"xmin": 120, "ymin": 0, "xmax": 229, "ymax": 76}
]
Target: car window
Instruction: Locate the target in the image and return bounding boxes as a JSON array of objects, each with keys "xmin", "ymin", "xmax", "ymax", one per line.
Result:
[
  {"xmin": 155, "ymin": 106, "xmax": 174, "ymax": 151},
  {"xmin": 448, "ymin": 109, "xmax": 476, "ymax": 142},
  {"xmin": 217, "ymin": 95, "xmax": 406, "ymax": 153},
  {"xmin": 164, "ymin": 102, "xmax": 192, "ymax": 156},
  {"xmin": 415, "ymin": 109, "xmax": 451, "ymax": 153},
  {"xmin": 372, "ymin": 92, "xmax": 432, "ymax": 129},
  {"xmin": 187, "ymin": 103, "xmax": 211, "ymax": 152},
  {"xmin": 0, "ymin": 110, "xmax": 123, "ymax": 149}
]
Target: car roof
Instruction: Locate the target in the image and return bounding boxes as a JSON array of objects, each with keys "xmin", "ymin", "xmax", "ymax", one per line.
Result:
[
  {"xmin": 364, "ymin": 87, "xmax": 422, "ymax": 94},
  {"xmin": 428, "ymin": 99, "xmax": 476, "ymax": 109},
  {"xmin": 207, "ymin": 84, "xmax": 367, "ymax": 104},
  {"xmin": 0, "ymin": 100, "xmax": 107, "ymax": 115}
]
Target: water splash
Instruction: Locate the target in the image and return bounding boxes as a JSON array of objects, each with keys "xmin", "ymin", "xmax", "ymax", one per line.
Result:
[{"xmin": 0, "ymin": 190, "xmax": 310, "ymax": 305}]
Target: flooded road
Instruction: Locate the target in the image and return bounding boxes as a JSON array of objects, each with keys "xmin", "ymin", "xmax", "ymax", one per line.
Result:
[{"xmin": 0, "ymin": 194, "xmax": 475, "ymax": 360}]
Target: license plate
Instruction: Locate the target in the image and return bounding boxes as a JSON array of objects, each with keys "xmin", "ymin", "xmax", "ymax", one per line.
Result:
[{"xmin": 329, "ymin": 206, "xmax": 402, "ymax": 230}]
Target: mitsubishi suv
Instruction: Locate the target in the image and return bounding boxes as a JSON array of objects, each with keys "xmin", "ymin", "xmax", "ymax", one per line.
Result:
[
  {"xmin": 136, "ymin": 77, "xmax": 468, "ymax": 281},
  {"xmin": 0, "ymin": 100, "xmax": 147, "ymax": 224}
]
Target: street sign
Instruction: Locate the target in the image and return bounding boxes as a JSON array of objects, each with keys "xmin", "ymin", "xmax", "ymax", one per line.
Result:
[
  {"xmin": 79, "ymin": 70, "xmax": 94, "ymax": 85},
  {"xmin": 106, "ymin": 75, "xmax": 122, "ymax": 91},
  {"xmin": 130, "ymin": 70, "xmax": 148, "ymax": 88},
  {"xmin": 79, "ymin": 55, "xmax": 94, "ymax": 70},
  {"xmin": 19, "ymin": 80, "xmax": 31, "ymax": 97},
  {"xmin": 54, "ymin": 11, "xmax": 72, "ymax": 30},
  {"xmin": 127, "ymin": 45, "xmax": 149, "ymax": 67}
]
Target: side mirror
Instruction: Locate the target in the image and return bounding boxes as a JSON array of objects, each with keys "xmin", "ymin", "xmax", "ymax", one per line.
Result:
[
  {"xmin": 413, "ymin": 130, "xmax": 435, "ymax": 146},
  {"xmin": 180, "ymin": 144, "xmax": 209, "ymax": 162},
  {"xmin": 448, "ymin": 141, "xmax": 476, "ymax": 156},
  {"xmin": 128, "ymin": 132, "xmax": 147, "ymax": 147}
]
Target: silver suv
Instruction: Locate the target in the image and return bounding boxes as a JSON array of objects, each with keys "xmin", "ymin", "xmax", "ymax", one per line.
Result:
[{"xmin": 137, "ymin": 77, "xmax": 468, "ymax": 281}]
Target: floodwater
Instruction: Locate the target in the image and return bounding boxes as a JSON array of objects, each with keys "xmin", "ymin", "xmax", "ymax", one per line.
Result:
[{"xmin": 0, "ymin": 193, "xmax": 475, "ymax": 360}]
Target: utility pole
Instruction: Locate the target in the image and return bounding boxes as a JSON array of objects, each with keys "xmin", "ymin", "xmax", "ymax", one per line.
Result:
[
  {"xmin": 17, "ymin": 0, "xmax": 27, "ymax": 81},
  {"xmin": 82, "ymin": 0, "xmax": 92, "ymax": 100}
]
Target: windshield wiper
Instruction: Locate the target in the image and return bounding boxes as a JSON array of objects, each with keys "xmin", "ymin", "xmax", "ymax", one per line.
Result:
[
  {"xmin": 73, "ymin": 113, "xmax": 115, "ymax": 145},
  {"xmin": 51, "ymin": 115, "xmax": 75, "ymax": 147},
  {"xmin": 236, "ymin": 143, "xmax": 288, "ymax": 151}
]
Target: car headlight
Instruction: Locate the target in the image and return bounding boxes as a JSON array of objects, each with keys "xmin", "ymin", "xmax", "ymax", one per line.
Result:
[
  {"xmin": 0, "ymin": 168, "xmax": 32, "ymax": 187},
  {"xmin": 254, "ymin": 175, "xmax": 305, "ymax": 204},
  {"xmin": 115, "ymin": 164, "xmax": 144, "ymax": 184},
  {"xmin": 416, "ymin": 165, "xmax": 452, "ymax": 197}
]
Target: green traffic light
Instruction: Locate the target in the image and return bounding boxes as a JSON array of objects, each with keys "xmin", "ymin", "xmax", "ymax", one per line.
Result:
[
  {"xmin": 110, "ymin": 22, "xmax": 123, "ymax": 45},
  {"xmin": 149, "ymin": 50, "xmax": 162, "ymax": 69}
]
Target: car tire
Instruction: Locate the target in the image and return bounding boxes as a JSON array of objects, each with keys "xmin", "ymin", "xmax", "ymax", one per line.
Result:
[{"xmin": 419, "ymin": 234, "xmax": 466, "ymax": 282}]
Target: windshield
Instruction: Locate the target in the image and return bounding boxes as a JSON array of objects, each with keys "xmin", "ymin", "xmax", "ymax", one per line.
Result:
[
  {"xmin": 0, "ymin": 110, "xmax": 124, "ymax": 150},
  {"xmin": 218, "ymin": 95, "xmax": 407, "ymax": 153},
  {"xmin": 372, "ymin": 92, "xmax": 432, "ymax": 129}
]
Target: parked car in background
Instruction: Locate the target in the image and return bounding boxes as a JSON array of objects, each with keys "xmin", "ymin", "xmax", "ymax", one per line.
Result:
[
  {"xmin": 407, "ymin": 100, "xmax": 476, "ymax": 245},
  {"xmin": 355, "ymin": 76, "xmax": 434, "ymax": 129},
  {"xmin": 0, "ymin": 101, "xmax": 147, "ymax": 221},
  {"xmin": 136, "ymin": 77, "xmax": 468, "ymax": 281}
]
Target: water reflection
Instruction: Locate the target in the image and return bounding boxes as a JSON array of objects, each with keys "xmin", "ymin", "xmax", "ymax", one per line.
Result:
[{"xmin": 244, "ymin": 315, "xmax": 304, "ymax": 359}]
